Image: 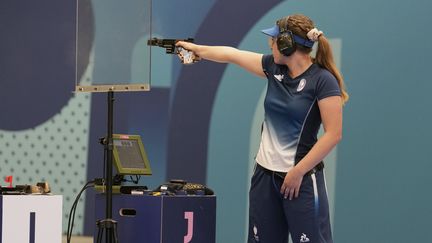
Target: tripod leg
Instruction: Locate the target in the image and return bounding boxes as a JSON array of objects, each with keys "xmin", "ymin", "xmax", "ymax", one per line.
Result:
[
  {"xmin": 106, "ymin": 229, "xmax": 112, "ymax": 243},
  {"xmin": 96, "ymin": 226, "xmax": 103, "ymax": 243},
  {"xmin": 96, "ymin": 219, "xmax": 119, "ymax": 243},
  {"xmin": 113, "ymin": 223, "xmax": 119, "ymax": 243}
]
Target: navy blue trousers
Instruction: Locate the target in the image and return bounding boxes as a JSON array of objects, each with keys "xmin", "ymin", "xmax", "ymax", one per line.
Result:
[{"xmin": 248, "ymin": 163, "xmax": 333, "ymax": 243}]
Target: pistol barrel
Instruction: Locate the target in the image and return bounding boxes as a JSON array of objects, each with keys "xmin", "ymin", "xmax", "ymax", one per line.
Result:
[{"xmin": 147, "ymin": 38, "xmax": 194, "ymax": 54}]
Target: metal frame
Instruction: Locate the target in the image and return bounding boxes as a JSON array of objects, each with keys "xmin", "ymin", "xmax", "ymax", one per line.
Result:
[{"xmin": 75, "ymin": 84, "xmax": 150, "ymax": 93}]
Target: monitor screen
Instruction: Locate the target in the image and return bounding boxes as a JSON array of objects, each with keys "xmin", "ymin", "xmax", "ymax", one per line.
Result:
[{"xmin": 112, "ymin": 134, "xmax": 152, "ymax": 175}]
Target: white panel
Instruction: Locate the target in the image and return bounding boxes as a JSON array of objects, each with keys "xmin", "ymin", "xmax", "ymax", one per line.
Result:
[{"xmin": 1, "ymin": 195, "xmax": 62, "ymax": 243}]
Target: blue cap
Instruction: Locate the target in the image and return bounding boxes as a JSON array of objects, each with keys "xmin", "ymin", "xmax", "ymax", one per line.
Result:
[
  {"xmin": 261, "ymin": 24, "xmax": 315, "ymax": 48},
  {"xmin": 261, "ymin": 25, "xmax": 280, "ymax": 37}
]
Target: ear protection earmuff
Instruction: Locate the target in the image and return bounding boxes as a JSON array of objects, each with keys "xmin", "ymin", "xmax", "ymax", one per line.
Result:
[
  {"xmin": 276, "ymin": 18, "xmax": 296, "ymax": 56},
  {"xmin": 275, "ymin": 18, "xmax": 315, "ymax": 57}
]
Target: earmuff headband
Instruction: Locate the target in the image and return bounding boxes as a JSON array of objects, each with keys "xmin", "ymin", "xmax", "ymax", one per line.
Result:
[
  {"xmin": 277, "ymin": 19, "xmax": 314, "ymax": 48},
  {"xmin": 292, "ymin": 35, "xmax": 314, "ymax": 48}
]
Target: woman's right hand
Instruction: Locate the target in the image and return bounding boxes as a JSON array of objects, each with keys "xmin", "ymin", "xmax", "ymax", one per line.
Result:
[
  {"xmin": 174, "ymin": 42, "xmax": 265, "ymax": 78},
  {"xmin": 175, "ymin": 41, "xmax": 198, "ymax": 53},
  {"xmin": 175, "ymin": 41, "xmax": 201, "ymax": 64}
]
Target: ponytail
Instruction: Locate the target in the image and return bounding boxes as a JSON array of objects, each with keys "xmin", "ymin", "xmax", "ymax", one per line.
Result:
[
  {"xmin": 285, "ymin": 14, "xmax": 349, "ymax": 104},
  {"xmin": 314, "ymin": 36, "xmax": 349, "ymax": 104}
]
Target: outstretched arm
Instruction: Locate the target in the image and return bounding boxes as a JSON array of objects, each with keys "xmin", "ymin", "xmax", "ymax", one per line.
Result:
[{"xmin": 176, "ymin": 41, "xmax": 266, "ymax": 78}]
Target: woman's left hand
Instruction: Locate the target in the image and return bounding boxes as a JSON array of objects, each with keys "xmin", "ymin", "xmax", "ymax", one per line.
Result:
[{"xmin": 280, "ymin": 167, "xmax": 304, "ymax": 200}]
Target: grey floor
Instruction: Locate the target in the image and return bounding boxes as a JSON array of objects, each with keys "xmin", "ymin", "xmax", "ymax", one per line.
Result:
[{"xmin": 62, "ymin": 235, "xmax": 93, "ymax": 243}]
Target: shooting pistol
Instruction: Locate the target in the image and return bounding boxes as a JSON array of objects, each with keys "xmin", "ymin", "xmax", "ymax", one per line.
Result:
[
  {"xmin": 147, "ymin": 38, "xmax": 193, "ymax": 54},
  {"xmin": 147, "ymin": 38, "xmax": 200, "ymax": 64}
]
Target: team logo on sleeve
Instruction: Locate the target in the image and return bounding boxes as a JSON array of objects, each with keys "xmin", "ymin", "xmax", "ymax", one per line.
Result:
[
  {"xmin": 273, "ymin": 74, "xmax": 284, "ymax": 82},
  {"xmin": 300, "ymin": 233, "xmax": 310, "ymax": 242},
  {"xmin": 297, "ymin": 78, "xmax": 307, "ymax": 92}
]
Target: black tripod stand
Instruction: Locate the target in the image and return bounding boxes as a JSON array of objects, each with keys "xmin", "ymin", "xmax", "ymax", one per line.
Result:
[
  {"xmin": 95, "ymin": 91, "xmax": 119, "ymax": 243},
  {"xmin": 96, "ymin": 218, "xmax": 119, "ymax": 243}
]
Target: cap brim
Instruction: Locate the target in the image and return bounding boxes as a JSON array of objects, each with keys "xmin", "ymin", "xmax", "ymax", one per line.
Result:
[{"xmin": 261, "ymin": 25, "xmax": 279, "ymax": 37}]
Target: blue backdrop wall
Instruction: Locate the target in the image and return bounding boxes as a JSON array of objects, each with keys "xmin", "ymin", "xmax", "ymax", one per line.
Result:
[{"xmin": 1, "ymin": 0, "xmax": 431, "ymax": 242}]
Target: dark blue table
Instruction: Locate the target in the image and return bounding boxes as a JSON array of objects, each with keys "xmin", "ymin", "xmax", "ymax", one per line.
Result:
[{"xmin": 94, "ymin": 194, "xmax": 216, "ymax": 243}]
